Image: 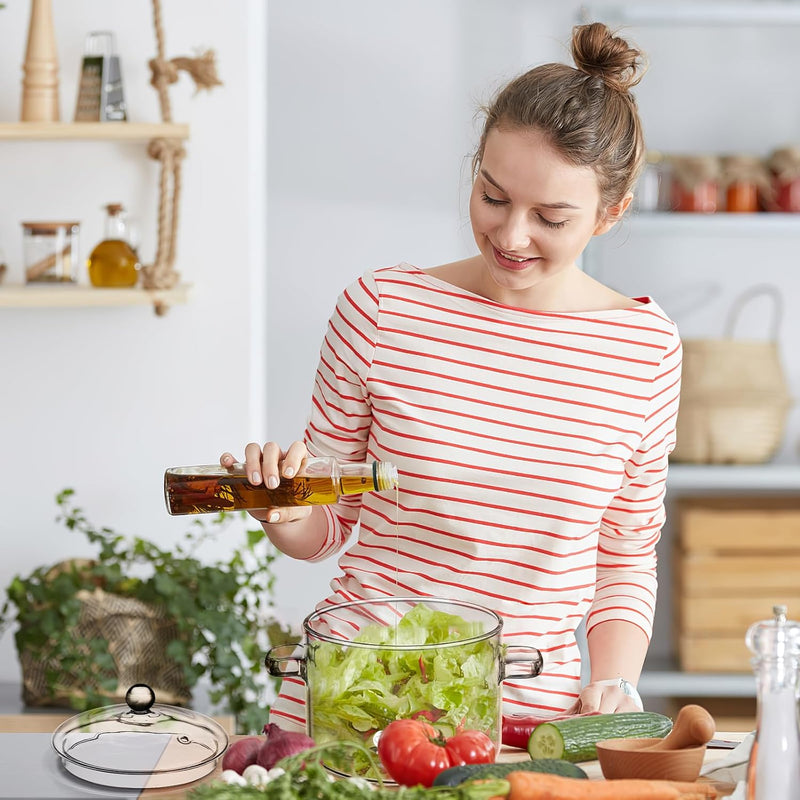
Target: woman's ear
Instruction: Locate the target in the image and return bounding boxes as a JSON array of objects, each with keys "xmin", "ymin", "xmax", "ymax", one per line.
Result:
[{"xmin": 593, "ymin": 192, "xmax": 633, "ymax": 235}]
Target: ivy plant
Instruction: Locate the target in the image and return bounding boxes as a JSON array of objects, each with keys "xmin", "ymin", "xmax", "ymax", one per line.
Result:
[{"xmin": 0, "ymin": 489, "xmax": 290, "ymax": 733}]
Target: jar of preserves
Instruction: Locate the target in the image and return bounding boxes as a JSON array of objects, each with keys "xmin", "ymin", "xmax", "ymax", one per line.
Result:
[
  {"xmin": 671, "ymin": 155, "xmax": 720, "ymax": 213},
  {"xmin": 720, "ymin": 154, "xmax": 769, "ymax": 213},
  {"xmin": 22, "ymin": 221, "xmax": 80, "ymax": 283},
  {"xmin": 767, "ymin": 147, "xmax": 800, "ymax": 212}
]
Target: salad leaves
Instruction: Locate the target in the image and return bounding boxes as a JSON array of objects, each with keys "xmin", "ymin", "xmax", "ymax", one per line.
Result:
[{"xmin": 308, "ymin": 603, "xmax": 500, "ymax": 768}]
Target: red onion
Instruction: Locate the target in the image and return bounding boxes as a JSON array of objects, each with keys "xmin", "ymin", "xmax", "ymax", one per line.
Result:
[
  {"xmin": 256, "ymin": 723, "xmax": 315, "ymax": 769},
  {"xmin": 221, "ymin": 735, "xmax": 264, "ymax": 774}
]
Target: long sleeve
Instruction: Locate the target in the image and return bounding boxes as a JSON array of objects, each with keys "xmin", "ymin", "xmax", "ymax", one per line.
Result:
[
  {"xmin": 301, "ymin": 272, "xmax": 381, "ymax": 561},
  {"xmin": 587, "ymin": 330, "xmax": 683, "ymax": 640}
]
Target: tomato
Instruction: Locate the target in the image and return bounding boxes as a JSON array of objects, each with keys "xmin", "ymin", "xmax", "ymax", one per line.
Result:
[{"xmin": 377, "ymin": 718, "xmax": 496, "ymax": 787}]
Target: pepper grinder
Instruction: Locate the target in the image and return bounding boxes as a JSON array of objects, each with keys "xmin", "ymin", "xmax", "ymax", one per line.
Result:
[
  {"xmin": 745, "ymin": 604, "xmax": 800, "ymax": 800},
  {"xmin": 21, "ymin": 0, "xmax": 60, "ymax": 122}
]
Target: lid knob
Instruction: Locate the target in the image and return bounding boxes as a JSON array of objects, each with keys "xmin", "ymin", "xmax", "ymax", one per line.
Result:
[{"xmin": 125, "ymin": 683, "xmax": 156, "ymax": 713}]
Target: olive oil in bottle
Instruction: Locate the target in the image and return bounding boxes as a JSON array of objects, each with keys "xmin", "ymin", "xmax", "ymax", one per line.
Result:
[
  {"xmin": 164, "ymin": 457, "xmax": 399, "ymax": 516},
  {"xmin": 87, "ymin": 203, "xmax": 140, "ymax": 287}
]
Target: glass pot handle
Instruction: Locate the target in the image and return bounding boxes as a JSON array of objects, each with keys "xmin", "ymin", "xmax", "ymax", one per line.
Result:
[
  {"xmin": 265, "ymin": 643, "xmax": 307, "ymax": 681},
  {"xmin": 501, "ymin": 645, "xmax": 543, "ymax": 682}
]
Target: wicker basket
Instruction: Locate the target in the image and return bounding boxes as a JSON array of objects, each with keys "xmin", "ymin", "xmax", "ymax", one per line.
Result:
[
  {"xmin": 671, "ymin": 285, "xmax": 792, "ymax": 464},
  {"xmin": 20, "ymin": 581, "xmax": 191, "ymax": 708}
]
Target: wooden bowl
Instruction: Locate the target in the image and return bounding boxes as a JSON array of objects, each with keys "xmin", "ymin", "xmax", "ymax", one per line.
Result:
[{"xmin": 596, "ymin": 737, "xmax": 707, "ymax": 782}]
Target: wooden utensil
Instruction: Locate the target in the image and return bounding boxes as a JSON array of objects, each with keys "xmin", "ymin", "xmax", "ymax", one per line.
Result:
[{"xmin": 647, "ymin": 704, "xmax": 716, "ymax": 751}]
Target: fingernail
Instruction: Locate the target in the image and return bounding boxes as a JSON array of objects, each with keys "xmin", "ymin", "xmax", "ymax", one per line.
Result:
[
  {"xmin": 267, "ymin": 475, "xmax": 279, "ymax": 489},
  {"xmin": 268, "ymin": 512, "xmax": 279, "ymax": 523},
  {"xmin": 251, "ymin": 471, "xmax": 261, "ymax": 484},
  {"xmin": 284, "ymin": 467, "xmax": 295, "ymax": 478}
]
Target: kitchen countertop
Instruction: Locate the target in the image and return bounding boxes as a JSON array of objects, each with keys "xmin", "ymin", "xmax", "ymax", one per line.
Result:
[{"xmin": 0, "ymin": 725, "xmax": 746, "ymax": 799}]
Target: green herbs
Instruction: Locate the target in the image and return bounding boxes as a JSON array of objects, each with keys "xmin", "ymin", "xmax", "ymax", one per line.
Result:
[
  {"xmin": 308, "ymin": 604, "xmax": 500, "ymax": 774},
  {"xmin": 0, "ymin": 489, "xmax": 289, "ymax": 733}
]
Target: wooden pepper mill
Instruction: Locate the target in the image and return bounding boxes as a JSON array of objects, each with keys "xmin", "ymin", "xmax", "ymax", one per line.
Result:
[{"xmin": 21, "ymin": 0, "xmax": 60, "ymax": 122}]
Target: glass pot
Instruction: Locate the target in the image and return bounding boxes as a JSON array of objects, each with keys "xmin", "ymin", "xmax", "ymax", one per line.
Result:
[{"xmin": 266, "ymin": 596, "xmax": 543, "ymax": 778}]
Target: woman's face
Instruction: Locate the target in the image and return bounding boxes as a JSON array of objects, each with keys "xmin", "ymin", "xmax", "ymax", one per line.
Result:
[{"xmin": 469, "ymin": 126, "xmax": 625, "ymax": 302}]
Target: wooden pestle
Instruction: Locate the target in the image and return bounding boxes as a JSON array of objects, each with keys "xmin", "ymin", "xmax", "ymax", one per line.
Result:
[{"xmin": 646, "ymin": 704, "xmax": 716, "ymax": 751}]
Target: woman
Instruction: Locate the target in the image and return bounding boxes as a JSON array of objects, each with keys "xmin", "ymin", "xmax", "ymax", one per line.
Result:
[{"xmin": 223, "ymin": 21, "xmax": 681, "ymax": 731}]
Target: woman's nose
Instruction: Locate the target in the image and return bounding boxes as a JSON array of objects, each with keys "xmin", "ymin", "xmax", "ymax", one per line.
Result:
[{"xmin": 496, "ymin": 212, "xmax": 531, "ymax": 251}]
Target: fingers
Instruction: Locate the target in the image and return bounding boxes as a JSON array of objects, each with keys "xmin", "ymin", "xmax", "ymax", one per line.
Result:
[
  {"xmin": 577, "ymin": 683, "xmax": 635, "ymax": 714},
  {"xmin": 221, "ymin": 441, "xmax": 311, "ymax": 525},
  {"xmin": 263, "ymin": 505, "xmax": 313, "ymax": 526}
]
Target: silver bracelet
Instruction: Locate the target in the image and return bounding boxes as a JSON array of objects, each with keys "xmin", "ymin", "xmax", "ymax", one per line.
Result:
[{"xmin": 594, "ymin": 677, "xmax": 644, "ymax": 710}]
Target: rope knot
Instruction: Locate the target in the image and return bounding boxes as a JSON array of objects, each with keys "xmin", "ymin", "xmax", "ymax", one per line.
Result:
[
  {"xmin": 149, "ymin": 57, "xmax": 180, "ymax": 88},
  {"xmin": 147, "ymin": 137, "xmax": 186, "ymax": 163}
]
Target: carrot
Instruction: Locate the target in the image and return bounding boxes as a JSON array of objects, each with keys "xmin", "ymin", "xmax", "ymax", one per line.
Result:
[{"xmin": 504, "ymin": 771, "xmax": 719, "ymax": 800}]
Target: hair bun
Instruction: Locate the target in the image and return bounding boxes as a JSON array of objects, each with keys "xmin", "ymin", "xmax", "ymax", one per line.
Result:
[{"xmin": 572, "ymin": 22, "xmax": 645, "ymax": 93}]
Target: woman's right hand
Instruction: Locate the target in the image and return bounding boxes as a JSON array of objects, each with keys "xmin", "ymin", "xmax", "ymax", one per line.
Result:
[{"xmin": 220, "ymin": 441, "xmax": 313, "ymax": 525}]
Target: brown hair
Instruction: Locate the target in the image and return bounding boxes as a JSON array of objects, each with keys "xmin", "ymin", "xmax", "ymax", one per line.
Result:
[{"xmin": 473, "ymin": 22, "xmax": 647, "ymax": 214}]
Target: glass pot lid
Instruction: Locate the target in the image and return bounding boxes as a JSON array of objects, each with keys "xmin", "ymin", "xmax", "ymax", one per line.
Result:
[{"xmin": 51, "ymin": 684, "xmax": 229, "ymax": 789}]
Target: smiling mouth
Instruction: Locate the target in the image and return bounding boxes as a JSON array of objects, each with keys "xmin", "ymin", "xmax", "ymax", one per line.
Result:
[{"xmin": 492, "ymin": 246, "xmax": 538, "ymax": 268}]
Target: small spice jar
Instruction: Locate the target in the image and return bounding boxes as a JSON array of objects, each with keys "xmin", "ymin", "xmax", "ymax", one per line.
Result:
[
  {"xmin": 767, "ymin": 147, "xmax": 800, "ymax": 212},
  {"xmin": 22, "ymin": 221, "xmax": 80, "ymax": 283},
  {"xmin": 720, "ymin": 154, "xmax": 770, "ymax": 213},
  {"xmin": 670, "ymin": 155, "xmax": 721, "ymax": 213},
  {"xmin": 633, "ymin": 151, "xmax": 673, "ymax": 213}
]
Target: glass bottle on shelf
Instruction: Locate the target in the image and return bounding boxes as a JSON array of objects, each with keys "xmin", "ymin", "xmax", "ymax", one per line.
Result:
[
  {"xmin": 87, "ymin": 203, "xmax": 140, "ymax": 288},
  {"xmin": 745, "ymin": 604, "xmax": 800, "ymax": 800},
  {"xmin": 164, "ymin": 456, "xmax": 400, "ymax": 516}
]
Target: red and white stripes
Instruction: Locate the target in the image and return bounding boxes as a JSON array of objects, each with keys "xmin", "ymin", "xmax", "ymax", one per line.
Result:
[{"xmin": 269, "ymin": 264, "xmax": 681, "ymax": 732}]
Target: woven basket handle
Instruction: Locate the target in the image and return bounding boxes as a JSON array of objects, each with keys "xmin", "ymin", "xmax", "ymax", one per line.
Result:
[{"xmin": 723, "ymin": 284, "xmax": 783, "ymax": 340}]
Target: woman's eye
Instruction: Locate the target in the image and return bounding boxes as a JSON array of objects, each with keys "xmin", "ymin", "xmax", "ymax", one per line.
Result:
[
  {"xmin": 539, "ymin": 215, "xmax": 567, "ymax": 230},
  {"xmin": 480, "ymin": 191, "xmax": 506, "ymax": 206}
]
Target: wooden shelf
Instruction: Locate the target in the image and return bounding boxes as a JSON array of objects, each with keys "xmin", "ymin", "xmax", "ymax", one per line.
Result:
[
  {"xmin": 0, "ymin": 122, "xmax": 189, "ymax": 142},
  {"xmin": 639, "ymin": 666, "xmax": 755, "ymax": 698},
  {"xmin": 0, "ymin": 283, "xmax": 192, "ymax": 308}
]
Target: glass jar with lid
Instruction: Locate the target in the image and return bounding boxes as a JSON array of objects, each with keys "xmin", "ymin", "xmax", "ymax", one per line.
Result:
[
  {"xmin": 671, "ymin": 155, "xmax": 721, "ymax": 213},
  {"xmin": 720, "ymin": 154, "xmax": 770, "ymax": 213},
  {"xmin": 767, "ymin": 146, "xmax": 800, "ymax": 212},
  {"xmin": 22, "ymin": 221, "xmax": 80, "ymax": 283}
]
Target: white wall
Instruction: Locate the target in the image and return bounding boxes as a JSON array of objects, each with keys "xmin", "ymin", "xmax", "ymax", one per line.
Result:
[
  {"xmin": 2, "ymin": 0, "xmax": 799, "ymax": 687},
  {"xmin": 0, "ymin": 1, "xmax": 267, "ymax": 682}
]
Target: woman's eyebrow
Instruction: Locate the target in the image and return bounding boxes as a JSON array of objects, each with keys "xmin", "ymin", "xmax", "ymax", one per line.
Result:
[{"xmin": 480, "ymin": 168, "xmax": 579, "ymax": 210}]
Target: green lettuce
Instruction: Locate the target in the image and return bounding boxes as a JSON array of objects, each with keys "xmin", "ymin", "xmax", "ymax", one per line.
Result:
[{"xmin": 308, "ymin": 603, "xmax": 501, "ymax": 767}]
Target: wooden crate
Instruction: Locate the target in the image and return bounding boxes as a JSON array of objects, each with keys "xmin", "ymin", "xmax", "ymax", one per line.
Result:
[{"xmin": 674, "ymin": 495, "xmax": 800, "ymax": 672}]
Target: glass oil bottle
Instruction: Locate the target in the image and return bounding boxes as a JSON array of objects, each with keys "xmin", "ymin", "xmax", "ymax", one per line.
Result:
[
  {"xmin": 87, "ymin": 203, "xmax": 140, "ymax": 287},
  {"xmin": 164, "ymin": 457, "xmax": 399, "ymax": 515},
  {"xmin": 745, "ymin": 604, "xmax": 800, "ymax": 800}
]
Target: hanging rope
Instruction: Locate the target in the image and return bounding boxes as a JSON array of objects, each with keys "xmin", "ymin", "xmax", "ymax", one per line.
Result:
[{"xmin": 142, "ymin": 0, "xmax": 222, "ymax": 313}]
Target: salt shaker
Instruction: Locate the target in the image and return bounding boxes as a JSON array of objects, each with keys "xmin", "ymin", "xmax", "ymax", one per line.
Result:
[{"xmin": 745, "ymin": 604, "xmax": 800, "ymax": 800}]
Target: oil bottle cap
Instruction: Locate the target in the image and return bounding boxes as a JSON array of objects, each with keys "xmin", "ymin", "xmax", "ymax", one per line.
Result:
[{"xmin": 373, "ymin": 461, "xmax": 399, "ymax": 492}]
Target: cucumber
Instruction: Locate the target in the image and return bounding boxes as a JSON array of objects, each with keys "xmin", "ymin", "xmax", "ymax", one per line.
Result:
[
  {"xmin": 432, "ymin": 758, "xmax": 588, "ymax": 787},
  {"xmin": 527, "ymin": 711, "xmax": 673, "ymax": 763}
]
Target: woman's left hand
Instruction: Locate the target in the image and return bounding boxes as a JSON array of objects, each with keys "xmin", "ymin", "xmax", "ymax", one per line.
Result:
[{"xmin": 566, "ymin": 680, "xmax": 642, "ymax": 714}]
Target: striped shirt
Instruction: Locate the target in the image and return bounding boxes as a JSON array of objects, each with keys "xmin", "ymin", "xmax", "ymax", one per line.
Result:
[{"xmin": 270, "ymin": 263, "xmax": 682, "ymax": 731}]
